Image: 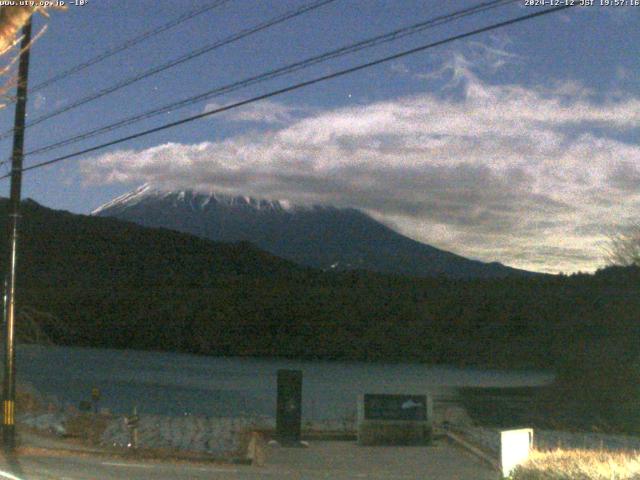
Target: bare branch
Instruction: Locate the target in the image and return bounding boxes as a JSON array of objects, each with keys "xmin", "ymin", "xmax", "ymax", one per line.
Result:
[{"xmin": 604, "ymin": 223, "xmax": 640, "ymax": 267}]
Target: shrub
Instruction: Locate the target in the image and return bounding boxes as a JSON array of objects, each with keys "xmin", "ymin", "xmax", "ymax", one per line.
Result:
[
  {"xmin": 550, "ymin": 338, "xmax": 640, "ymax": 434},
  {"xmin": 511, "ymin": 449, "xmax": 640, "ymax": 480}
]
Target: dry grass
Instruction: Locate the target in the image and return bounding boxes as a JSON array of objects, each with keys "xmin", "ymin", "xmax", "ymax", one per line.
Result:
[
  {"xmin": 64, "ymin": 413, "xmax": 112, "ymax": 444},
  {"xmin": 16, "ymin": 384, "xmax": 42, "ymax": 413},
  {"xmin": 511, "ymin": 448, "xmax": 640, "ymax": 480}
]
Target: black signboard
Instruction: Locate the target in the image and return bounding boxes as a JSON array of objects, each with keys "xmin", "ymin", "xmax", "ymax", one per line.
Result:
[
  {"xmin": 276, "ymin": 369, "xmax": 302, "ymax": 444},
  {"xmin": 364, "ymin": 394, "xmax": 427, "ymax": 421}
]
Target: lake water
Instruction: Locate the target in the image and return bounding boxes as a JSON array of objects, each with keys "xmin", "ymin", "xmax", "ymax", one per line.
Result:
[{"xmin": 16, "ymin": 345, "xmax": 552, "ymax": 420}]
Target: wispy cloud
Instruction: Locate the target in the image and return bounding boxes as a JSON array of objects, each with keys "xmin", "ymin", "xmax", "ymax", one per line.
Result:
[
  {"xmin": 81, "ymin": 46, "xmax": 640, "ymax": 274},
  {"xmin": 202, "ymin": 99, "xmax": 308, "ymax": 125},
  {"xmin": 389, "ymin": 62, "xmax": 410, "ymax": 75},
  {"xmin": 34, "ymin": 92, "xmax": 46, "ymax": 111},
  {"xmin": 416, "ymin": 36, "xmax": 519, "ymax": 84}
]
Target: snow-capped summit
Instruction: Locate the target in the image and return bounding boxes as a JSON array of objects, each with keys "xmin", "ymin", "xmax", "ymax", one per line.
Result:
[
  {"xmin": 93, "ymin": 185, "xmax": 533, "ymax": 279},
  {"xmin": 91, "ymin": 184, "xmax": 153, "ymax": 215},
  {"xmin": 92, "ymin": 184, "xmax": 318, "ymax": 216}
]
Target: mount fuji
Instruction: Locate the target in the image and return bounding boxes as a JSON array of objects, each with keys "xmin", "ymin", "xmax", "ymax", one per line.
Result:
[{"xmin": 93, "ymin": 185, "xmax": 534, "ymax": 279}]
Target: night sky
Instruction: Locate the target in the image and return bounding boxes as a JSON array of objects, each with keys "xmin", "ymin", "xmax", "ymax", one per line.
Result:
[{"xmin": 1, "ymin": 0, "xmax": 638, "ymax": 274}]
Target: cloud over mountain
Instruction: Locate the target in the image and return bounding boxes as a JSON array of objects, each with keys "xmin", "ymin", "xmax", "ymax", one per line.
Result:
[{"xmin": 81, "ymin": 57, "xmax": 640, "ymax": 274}]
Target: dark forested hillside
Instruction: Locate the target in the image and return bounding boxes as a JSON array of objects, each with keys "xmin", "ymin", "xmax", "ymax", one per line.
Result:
[
  {"xmin": 1, "ymin": 199, "xmax": 638, "ymax": 370},
  {"xmin": 93, "ymin": 186, "xmax": 534, "ymax": 279},
  {"xmin": 9, "ymin": 199, "xmax": 302, "ymax": 286}
]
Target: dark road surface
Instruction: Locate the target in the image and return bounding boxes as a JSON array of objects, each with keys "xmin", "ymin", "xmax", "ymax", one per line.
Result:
[{"xmin": 0, "ymin": 440, "xmax": 498, "ymax": 480}]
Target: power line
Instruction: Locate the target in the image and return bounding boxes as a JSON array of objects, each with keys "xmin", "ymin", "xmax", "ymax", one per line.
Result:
[
  {"xmin": 29, "ymin": 1, "xmax": 231, "ymax": 94},
  {"xmin": 17, "ymin": 0, "xmax": 517, "ymax": 162},
  {"xmin": 0, "ymin": 4, "xmax": 574, "ymax": 181},
  {"xmin": 0, "ymin": 0, "xmax": 336, "ymax": 142}
]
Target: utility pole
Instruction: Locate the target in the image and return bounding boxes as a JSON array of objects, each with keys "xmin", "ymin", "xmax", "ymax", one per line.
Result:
[{"xmin": 3, "ymin": 17, "xmax": 32, "ymax": 452}]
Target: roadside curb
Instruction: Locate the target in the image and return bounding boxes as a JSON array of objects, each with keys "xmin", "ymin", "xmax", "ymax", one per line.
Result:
[{"xmin": 14, "ymin": 436, "xmax": 250, "ymax": 467}]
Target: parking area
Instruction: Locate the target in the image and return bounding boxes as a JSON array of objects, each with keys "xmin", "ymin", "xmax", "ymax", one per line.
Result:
[{"xmin": 264, "ymin": 439, "xmax": 498, "ymax": 480}]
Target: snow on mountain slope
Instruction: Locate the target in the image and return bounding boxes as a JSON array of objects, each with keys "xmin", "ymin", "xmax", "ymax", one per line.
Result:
[
  {"xmin": 93, "ymin": 185, "xmax": 535, "ymax": 279},
  {"xmin": 92, "ymin": 184, "xmax": 314, "ymax": 216}
]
